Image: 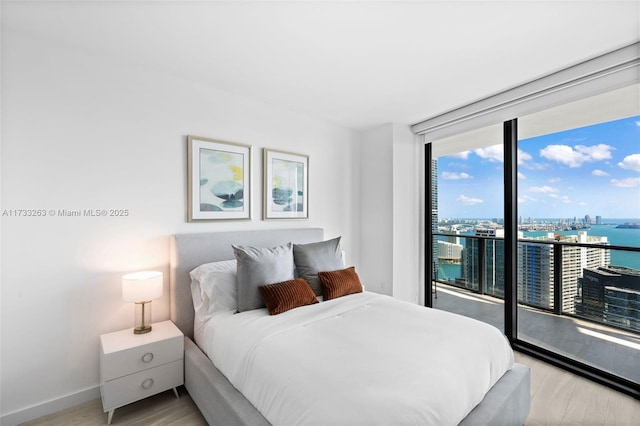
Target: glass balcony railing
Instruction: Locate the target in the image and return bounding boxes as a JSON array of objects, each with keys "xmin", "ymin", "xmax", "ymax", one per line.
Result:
[
  {"xmin": 433, "ymin": 233, "xmax": 640, "ymax": 335},
  {"xmin": 433, "ymin": 232, "xmax": 640, "ymax": 385}
]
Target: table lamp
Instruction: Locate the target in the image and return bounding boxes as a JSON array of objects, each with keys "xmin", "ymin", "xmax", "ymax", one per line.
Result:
[{"xmin": 122, "ymin": 271, "xmax": 163, "ymax": 334}]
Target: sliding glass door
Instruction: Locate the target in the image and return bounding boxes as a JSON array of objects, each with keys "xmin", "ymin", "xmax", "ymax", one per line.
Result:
[
  {"xmin": 430, "ymin": 123, "xmax": 505, "ymax": 333},
  {"xmin": 426, "ymin": 83, "xmax": 640, "ymax": 397},
  {"xmin": 516, "ymin": 86, "xmax": 640, "ymax": 386}
]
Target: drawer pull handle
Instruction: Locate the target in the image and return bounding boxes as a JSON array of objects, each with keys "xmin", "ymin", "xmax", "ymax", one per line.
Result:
[
  {"xmin": 141, "ymin": 378, "xmax": 154, "ymax": 389},
  {"xmin": 141, "ymin": 353, "xmax": 154, "ymax": 363}
]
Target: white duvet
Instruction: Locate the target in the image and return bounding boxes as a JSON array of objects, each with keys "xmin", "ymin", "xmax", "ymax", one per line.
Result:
[{"xmin": 199, "ymin": 292, "xmax": 514, "ymax": 426}]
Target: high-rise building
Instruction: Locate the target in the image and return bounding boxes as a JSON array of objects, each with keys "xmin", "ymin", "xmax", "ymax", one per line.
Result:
[
  {"xmin": 444, "ymin": 229, "xmax": 461, "ymax": 245},
  {"xmin": 596, "ymin": 215, "xmax": 602, "ymax": 225},
  {"xmin": 577, "ymin": 265, "xmax": 640, "ymax": 331},
  {"xmin": 605, "ymin": 286, "xmax": 640, "ymax": 332},
  {"xmin": 519, "ymin": 231, "xmax": 609, "ymax": 313},
  {"xmin": 438, "ymin": 240, "xmax": 463, "ymax": 263},
  {"xmin": 459, "ymin": 229, "xmax": 610, "ymax": 311},
  {"xmin": 518, "ymin": 241, "xmax": 554, "ymax": 308},
  {"xmin": 461, "ymin": 228, "xmax": 505, "ymax": 296}
]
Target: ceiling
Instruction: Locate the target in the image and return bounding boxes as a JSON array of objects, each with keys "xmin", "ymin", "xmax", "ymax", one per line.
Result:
[{"xmin": 4, "ymin": 0, "xmax": 639, "ymax": 132}]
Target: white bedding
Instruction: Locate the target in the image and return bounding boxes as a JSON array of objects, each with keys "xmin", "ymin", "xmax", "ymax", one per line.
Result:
[{"xmin": 198, "ymin": 291, "xmax": 514, "ymax": 426}]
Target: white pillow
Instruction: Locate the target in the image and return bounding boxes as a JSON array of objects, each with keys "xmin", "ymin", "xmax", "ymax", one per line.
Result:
[{"xmin": 190, "ymin": 259, "xmax": 238, "ymax": 319}]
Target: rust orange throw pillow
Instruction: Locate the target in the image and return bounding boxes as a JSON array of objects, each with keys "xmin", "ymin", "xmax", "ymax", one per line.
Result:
[
  {"xmin": 259, "ymin": 278, "xmax": 318, "ymax": 315},
  {"xmin": 318, "ymin": 267, "xmax": 363, "ymax": 300}
]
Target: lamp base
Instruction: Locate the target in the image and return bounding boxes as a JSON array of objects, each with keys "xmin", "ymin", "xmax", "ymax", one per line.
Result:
[
  {"xmin": 133, "ymin": 325, "xmax": 152, "ymax": 334},
  {"xmin": 132, "ymin": 300, "xmax": 153, "ymax": 334}
]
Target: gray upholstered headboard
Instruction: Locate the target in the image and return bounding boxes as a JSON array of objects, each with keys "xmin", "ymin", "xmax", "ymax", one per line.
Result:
[{"xmin": 170, "ymin": 228, "xmax": 324, "ymax": 339}]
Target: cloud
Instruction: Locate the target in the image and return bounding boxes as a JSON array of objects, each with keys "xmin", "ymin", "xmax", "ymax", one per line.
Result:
[
  {"xmin": 457, "ymin": 194, "xmax": 484, "ymax": 205},
  {"xmin": 448, "ymin": 151, "xmax": 471, "ymax": 160},
  {"xmin": 529, "ymin": 185, "xmax": 558, "ymax": 194},
  {"xmin": 540, "ymin": 144, "xmax": 614, "ymax": 167},
  {"xmin": 611, "ymin": 177, "xmax": 640, "ymax": 188},
  {"xmin": 540, "ymin": 145, "xmax": 583, "ymax": 167},
  {"xmin": 474, "ymin": 145, "xmax": 503, "ymax": 162},
  {"xmin": 517, "ymin": 149, "xmax": 532, "ymax": 165},
  {"xmin": 442, "ymin": 171, "xmax": 472, "ymax": 180},
  {"xmin": 577, "ymin": 144, "xmax": 613, "ymax": 161},
  {"xmin": 546, "ymin": 193, "xmax": 571, "ymax": 205},
  {"xmin": 446, "ymin": 161, "xmax": 471, "ymax": 169},
  {"xmin": 618, "ymin": 153, "xmax": 640, "ymax": 172},
  {"xmin": 517, "ymin": 172, "xmax": 526, "ymax": 180},
  {"xmin": 521, "ymin": 161, "xmax": 548, "ymax": 171},
  {"xmin": 592, "ymin": 169, "xmax": 609, "ymax": 177},
  {"xmin": 471, "ymin": 145, "xmax": 532, "ymax": 165},
  {"xmin": 517, "ymin": 195, "xmax": 537, "ymax": 203}
]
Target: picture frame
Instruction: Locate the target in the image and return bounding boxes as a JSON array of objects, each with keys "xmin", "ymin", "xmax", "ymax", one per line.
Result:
[
  {"xmin": 263, "ymin": 149, "xmax": 309, "ymax": 219},
  {"xmin": 187, "ymin": 135, "xmax": 252, "ymax": 221}
]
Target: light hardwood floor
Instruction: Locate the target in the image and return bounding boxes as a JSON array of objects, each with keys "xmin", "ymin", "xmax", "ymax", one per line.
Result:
[
  {"xmin": 21, "ymin": 387, "xmax": 207, "ymax": 426},
  {"xmin": 515, "ymin": 352, "xmax": 640, "ymax": 426},
  {"xmin": 22, "ymin": 352, "xmax": 640, "ymax": 425}
]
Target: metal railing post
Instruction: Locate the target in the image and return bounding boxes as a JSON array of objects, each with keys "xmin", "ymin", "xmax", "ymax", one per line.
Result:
[
  {"xmin": 554, "ymin": 243, "xmax": 562, "ymax": 314},
  {"xmin": 478, "ymin": 238, "xmax": 485, "ymax": 295}
]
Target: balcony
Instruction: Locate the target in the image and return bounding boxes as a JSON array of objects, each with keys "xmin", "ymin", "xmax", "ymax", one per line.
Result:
[{"xmin": 432, "ymin": 233, "xmax": 640, "ymax": 385}]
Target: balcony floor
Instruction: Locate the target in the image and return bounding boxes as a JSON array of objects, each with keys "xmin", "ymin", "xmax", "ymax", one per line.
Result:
[{"xmin": 432, "ymin": 282, "xmax": 640, "ymax": 384}]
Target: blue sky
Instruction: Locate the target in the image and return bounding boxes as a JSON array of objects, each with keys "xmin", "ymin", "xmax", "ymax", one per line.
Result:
[{"xmin": 437, "ymin": 115, "xmax": 640, "ymax": 219}]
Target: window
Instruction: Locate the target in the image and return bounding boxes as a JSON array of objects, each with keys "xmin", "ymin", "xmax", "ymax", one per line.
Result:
[
  {"xmin": 418, "ymin": 43, "xmax": 639, "ymax": 397},
  {"xmin": 517, "ymin": 88, "xmax": 640, "ymax": 384},
  {"xmin": 432, "ymin": 124, "xmax": 505, "ymax": 332}
]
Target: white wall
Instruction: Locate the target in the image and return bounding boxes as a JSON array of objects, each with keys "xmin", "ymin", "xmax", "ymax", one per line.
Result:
[
  {"xmin": 392, "ymin": 125, "xmax": 421, "ymax": 303},
  {"xmin": 359, "ymin": 124, "xmax": 421, "ymax": 301},
  {"xmin": 0, "ymin": 22, "xmax": 361, "ymax": 423},
  {"xmin": 359, "ymin": 125, "xmax": 393, "ymax": 295}
]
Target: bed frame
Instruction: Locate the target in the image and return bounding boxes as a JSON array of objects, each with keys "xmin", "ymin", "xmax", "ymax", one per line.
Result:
[{"xmin": 170, "ymin": 228, "xmax": 531, "ymax": 425}]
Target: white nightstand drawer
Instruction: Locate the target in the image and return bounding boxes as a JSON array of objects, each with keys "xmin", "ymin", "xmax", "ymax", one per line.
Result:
[
  {"xmin": 101, "ymin": 359, "xmax": 183, "ymax": 411},
  {"xmin": 101, "ymin": 335, "xmax": 183, "ymax": 381}
]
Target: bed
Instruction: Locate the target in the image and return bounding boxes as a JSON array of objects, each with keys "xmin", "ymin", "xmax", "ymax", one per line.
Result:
[{"xmin": 170, "ymin": 228, "xmax": 530, "ymax": 425}]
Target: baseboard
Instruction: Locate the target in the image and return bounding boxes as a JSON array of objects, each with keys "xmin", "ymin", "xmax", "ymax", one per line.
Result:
[{"xmin": 0, "ymin": 385, "xmax": 101, "ymax": 426}]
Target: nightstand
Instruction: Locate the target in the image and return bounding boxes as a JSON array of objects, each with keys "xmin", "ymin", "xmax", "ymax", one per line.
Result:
[{"xmin": 100, "ymin": 320, "xmax": 184, "ymax": 425}]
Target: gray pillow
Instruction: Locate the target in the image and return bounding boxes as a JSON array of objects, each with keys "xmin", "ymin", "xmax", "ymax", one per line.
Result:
[
  {"xmin": 293, "ymin": 237, "xmax": 344, "ymax": 296},
  {"xmin": 233, "ymin": 242, "xmax": 295, "ymax": 312}
]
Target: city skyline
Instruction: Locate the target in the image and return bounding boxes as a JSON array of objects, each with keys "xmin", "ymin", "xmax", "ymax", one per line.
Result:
[{"xmin": 437, "ymin": 115, "xmax": 640, "ymax": 219}]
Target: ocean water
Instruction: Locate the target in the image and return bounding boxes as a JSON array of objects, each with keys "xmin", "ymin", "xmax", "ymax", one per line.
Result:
[{"xmin": 437, "ymin": 219, "xmax": 640, "ymax": 281}]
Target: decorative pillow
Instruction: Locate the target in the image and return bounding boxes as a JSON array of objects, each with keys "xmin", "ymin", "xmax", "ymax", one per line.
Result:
[
  {"xmin": 233, "ymin": 242, "xmax": 296, "ymax": 312},
  {"xmin": 318, "ymin": 266, "xmax": 363, "ymax": 300},
  {"xmin": 293, "ymin": 237, "xmax": 344, "ymax": 296},
  {"xmin": 189, "ymin": 260, "xmax": 238, "ymax": 319},
  {"xmin": 259, "ymin": 278, "xmax": 318, "ymax": 315}
]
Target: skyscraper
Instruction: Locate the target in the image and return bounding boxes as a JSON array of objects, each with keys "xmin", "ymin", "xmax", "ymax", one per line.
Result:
[
  {"xmin": 458, "ymin": 230, "xmax": 611, "ymax": 312},
  {"xmin": 519, "ymin": 232, "xmax": 609, "ymax": 312},
  {"xmin": 438, "ymin": 240, "xmax": 463, "ymax": 263},
  {"xmin": 518, "ymin": 241, "xmax": 554, "ymax": 308},
  {"xmin": 605, "ymin": 286, "xmax": 640, "ymax": 332},
  {"xmin": 461, "ymin": 228, "xmax": 505, "ymax": 296},
  {"xmin": 518, "ymin": 231, "xmax": 611, "ymax": 313},
  {"xmin": 577, "ymin": 265, "xmax": 640, "ymax": 331}
]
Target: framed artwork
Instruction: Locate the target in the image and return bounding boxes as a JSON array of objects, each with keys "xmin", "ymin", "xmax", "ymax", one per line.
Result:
[
  {"xmin": 263, "ymin": 149, "xmax": 309, "ymax": 219},
  {"xmin": 187, "ymin": 135, "xmax": 251, "ymax": 221}
]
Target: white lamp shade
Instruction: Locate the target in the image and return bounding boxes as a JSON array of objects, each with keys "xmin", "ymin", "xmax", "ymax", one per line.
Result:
[{"xmin": 122, "ymin": 271, "xmax": 163, "ymax": 302}]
